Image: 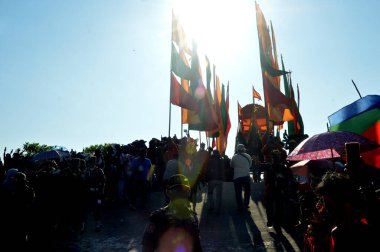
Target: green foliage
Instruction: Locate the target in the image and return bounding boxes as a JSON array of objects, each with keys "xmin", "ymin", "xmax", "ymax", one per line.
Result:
[
  {"xmin": 83, "ymin": 143, "xmax": 113, "ymax": 155},
  {"xmin": 23, "ymin": 142, "xmax": 53, "ymax": 157}
]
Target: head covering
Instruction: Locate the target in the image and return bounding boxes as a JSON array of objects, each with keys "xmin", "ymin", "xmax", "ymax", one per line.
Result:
[
  {"xmin": 87, "ymin": 155, "xmax": 96, "ymax": 168},
  {"xmin": 166, "ymin": 174, "xmax": 191, "ymax": 191},
  {"xmin": 14, "ymin": 172, "xmax": 28, "ymax": 183},
  {"xmin": 212, "ymin": 149, "xmax": 220, "ymax": 156},
  {"xmin": 3, "ymin": 168, "xmax": 18, "ymax": 191},
  {"xmin": 237, "ymin": 144, "xmax": 246, "ymax": 153}
]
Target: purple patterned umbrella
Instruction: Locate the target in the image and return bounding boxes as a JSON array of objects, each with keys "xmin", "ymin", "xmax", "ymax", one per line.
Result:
[{"xmin": 287, "ymin": 131, "xmax": 378, "ymax": 161}]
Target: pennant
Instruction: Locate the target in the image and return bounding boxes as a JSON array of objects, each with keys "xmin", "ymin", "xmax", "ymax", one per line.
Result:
[
  {"xmin": 171, "ymin": 43, "xmax": 192, "ymax": 80},
  {"xmin": 256, "ymin": 3, "xmax": 288, "ymax": 78},
  {"xmin": 256, "ymin": 2, "xmax": 294, "ymax": 127},
  {"xmin": 226, "ymin": 83, "xmax": 231, "ymax": 138},
  {"xmin": 281, "ymin": 56, "xmax": 295, "ymax": 135},
  {"xmin": 181, "ymin": 79, "xmax": 190, "ymax": 124},
  {"xmin": 252, "ymin": 86, "xmax": 262, "ymax": 100},
  {"xmin": 264, "ymin": 76, "xmax": 294, "ymax": 123},
  {"xmin": 205, "ymin": 55, "xmax": 212, "ymax": 92},
  {"xmin": 188, "ymin": 40, "xmax": 218, "ymax": 131},
  {"xmin": 270, "ymin": 21, "xmax": 282, "ymax": 89},
  {"xmin": 218, "ymin": 84, "xmax": 231, "ymax": 154},
  {"xmin": 296, "ymin": 83, "xmax": 304, "ymax": 134},
  {"xmin": 170, "ymin": 72, "xmax": 199, "ymax": 111},
  {"xmin": 172, "ymin": 11, "xmax": 191, "ymax": 55},
  {"xmin": 238, "ymin": 101, "xmax": 242, "ymax": 121}
]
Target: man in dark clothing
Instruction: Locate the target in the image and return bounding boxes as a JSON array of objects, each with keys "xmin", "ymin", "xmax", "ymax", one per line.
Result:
[
  {"xmin": 315, "ymin": 171, "xmax": 377, "ymax": 252},
  {"xmin": 264, "ymin": 149, "xmax": 295, "ymax": 230},
  {"xmin": 129, "ymin": 148, "xmax": 152, "ymax": 209},
  {"xmin": 0, "ymin": 171, "xmax": 35, "ymax": 251},
  {"xmin": 205, "ymin": 149, "xmax": 225, "ymax": 214},
  {"xmin": 84, "ymin": 156, "xmax": 106, "ymax": 232},
  {"xmin": 142, "ymin": 174, "xmax": 202, "ymax": 252},
  {"xmin": 195, "ymin": 143, "xmax": 210, "ymax": 184}
]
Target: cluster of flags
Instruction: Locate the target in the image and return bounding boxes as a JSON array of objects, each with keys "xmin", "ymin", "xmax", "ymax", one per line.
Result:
[
  {"xmin": 170, "ymin": 11, "xmax": 231, "ymax": 154},
  {"xmin": 236, "ymin": 3, "xmax": 305, "ymax": 142},
  {"xmin": 254, "ymin": 2, "xmax": 304, "ymax": 135}
]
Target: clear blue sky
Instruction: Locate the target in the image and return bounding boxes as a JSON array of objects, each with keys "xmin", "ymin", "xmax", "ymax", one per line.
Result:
[{"xmin": 1, "ymin": 0, "xmax": 379, "ymax": 157}]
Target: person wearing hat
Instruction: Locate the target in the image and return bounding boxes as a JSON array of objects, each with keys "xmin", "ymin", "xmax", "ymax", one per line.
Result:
[
  {"xmin": 142, "ymin": 174, "xmax": 203, "ymax": 252},
  {"xmin": 230, "ymin": 144, "xmax": 252, "ymax": 212}
]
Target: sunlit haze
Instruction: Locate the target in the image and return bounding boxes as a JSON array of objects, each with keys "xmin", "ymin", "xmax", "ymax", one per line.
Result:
[
  {"xmin": 0, "ymin": 0, "xmax": 379, "ymax": 157},
  {"xmin": 173, "ymin": 0, "xmax": 253, "ymax": 66}
]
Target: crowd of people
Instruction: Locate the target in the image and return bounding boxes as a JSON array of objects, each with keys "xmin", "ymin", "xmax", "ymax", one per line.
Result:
[{"xmin": 1, "ymin": 134, "xmax": 380, "ymax": 251}]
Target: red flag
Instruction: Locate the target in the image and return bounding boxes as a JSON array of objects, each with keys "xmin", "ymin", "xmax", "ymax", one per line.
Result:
[
  {"xmin": 225, "ymin": 83, "xmax": 231, "ymax": 138},
  {"xmin": 252, "ymin": 86, "xmax": 262, "ymax": 100},
  {"xmin": 170, "ymin": 72, "xmax": 199, "ymax": 111},
  {"xmin": 264, "ymin": 76, "xmax": 294, "ymax": 123}
]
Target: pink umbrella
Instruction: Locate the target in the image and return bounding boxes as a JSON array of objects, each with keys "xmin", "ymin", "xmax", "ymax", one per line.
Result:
[
  {"xmin": 290, "ymin": 159, "xmax": 340, "ymax": 176},
  {"xmin": 287, "ymin": 131, "xmax": 378, "ymax": 161}
]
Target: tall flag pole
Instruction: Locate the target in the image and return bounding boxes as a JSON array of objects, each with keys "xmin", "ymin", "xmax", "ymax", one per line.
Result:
[
  {"xmin": 250, "ymin": 85, "xmax": 257, "ymax": 135},
  {"xmin": 296, "ymin": 83, "xmax": 304, "ymax": 134},
  {"xmin": 351, "ymin": 79, "xmax": 362, "ymax": 99},
  {"xmin": 168, "ymin": 10, "xmax": 174, "ymax": 137},
  {"xmin": 297, "ymin": 83, "xmax": 300, "ymax": 109}
]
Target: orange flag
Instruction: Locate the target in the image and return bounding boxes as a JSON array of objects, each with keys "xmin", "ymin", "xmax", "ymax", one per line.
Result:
[{"xmin": 252, "ymin": 86, "xmax": 262, "ymax": 101}]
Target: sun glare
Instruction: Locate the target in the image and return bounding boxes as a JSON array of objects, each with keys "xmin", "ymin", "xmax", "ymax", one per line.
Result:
[{"xmin": 172, "ymin": 0, "xmax": 253, "ymax": 66}]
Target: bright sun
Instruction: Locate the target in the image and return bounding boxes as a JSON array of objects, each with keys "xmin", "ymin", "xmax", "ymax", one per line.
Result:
[{"xmin": 172, "ymin": 0, "xmax": 254, "ymax": 66}]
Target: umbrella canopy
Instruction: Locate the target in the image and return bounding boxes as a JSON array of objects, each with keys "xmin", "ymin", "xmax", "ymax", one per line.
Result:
[
  {"xmin": 290, "ymin": 159, "xmax": 342, "ymax": 176},
  {"xmin": 328, "ymin": 95, "xmax": 380, "ymax": 168},
  {"xmin": 287, "ymin": 131, "xmax": 378, "ymax": 161},
  {"xmin": 32, "ymin": 150, "xmax": 66, "ymax": 162},
  {"xmin": 290, "ymin": 160, "xmax": 310, "ymax": 176}
]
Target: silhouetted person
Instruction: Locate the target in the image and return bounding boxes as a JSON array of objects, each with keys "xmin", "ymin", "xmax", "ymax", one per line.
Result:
[
  {"xmin": 230, "ymin": 144, "xmax": 252, "ymax": 212},
  {"xmin": 316, "ymin": 171, "xmax": 376, "ymax": 251},
  {"xmin": 129, "ymin": 148, "xmax": 152, "ymax": 209},
  {"xmin": 142, "ymin": 174, "xmax": 202, "ymax": 252},
  {"xmin": 205, "ymin": 149, "xmax": 224, "ymax": 215}
]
